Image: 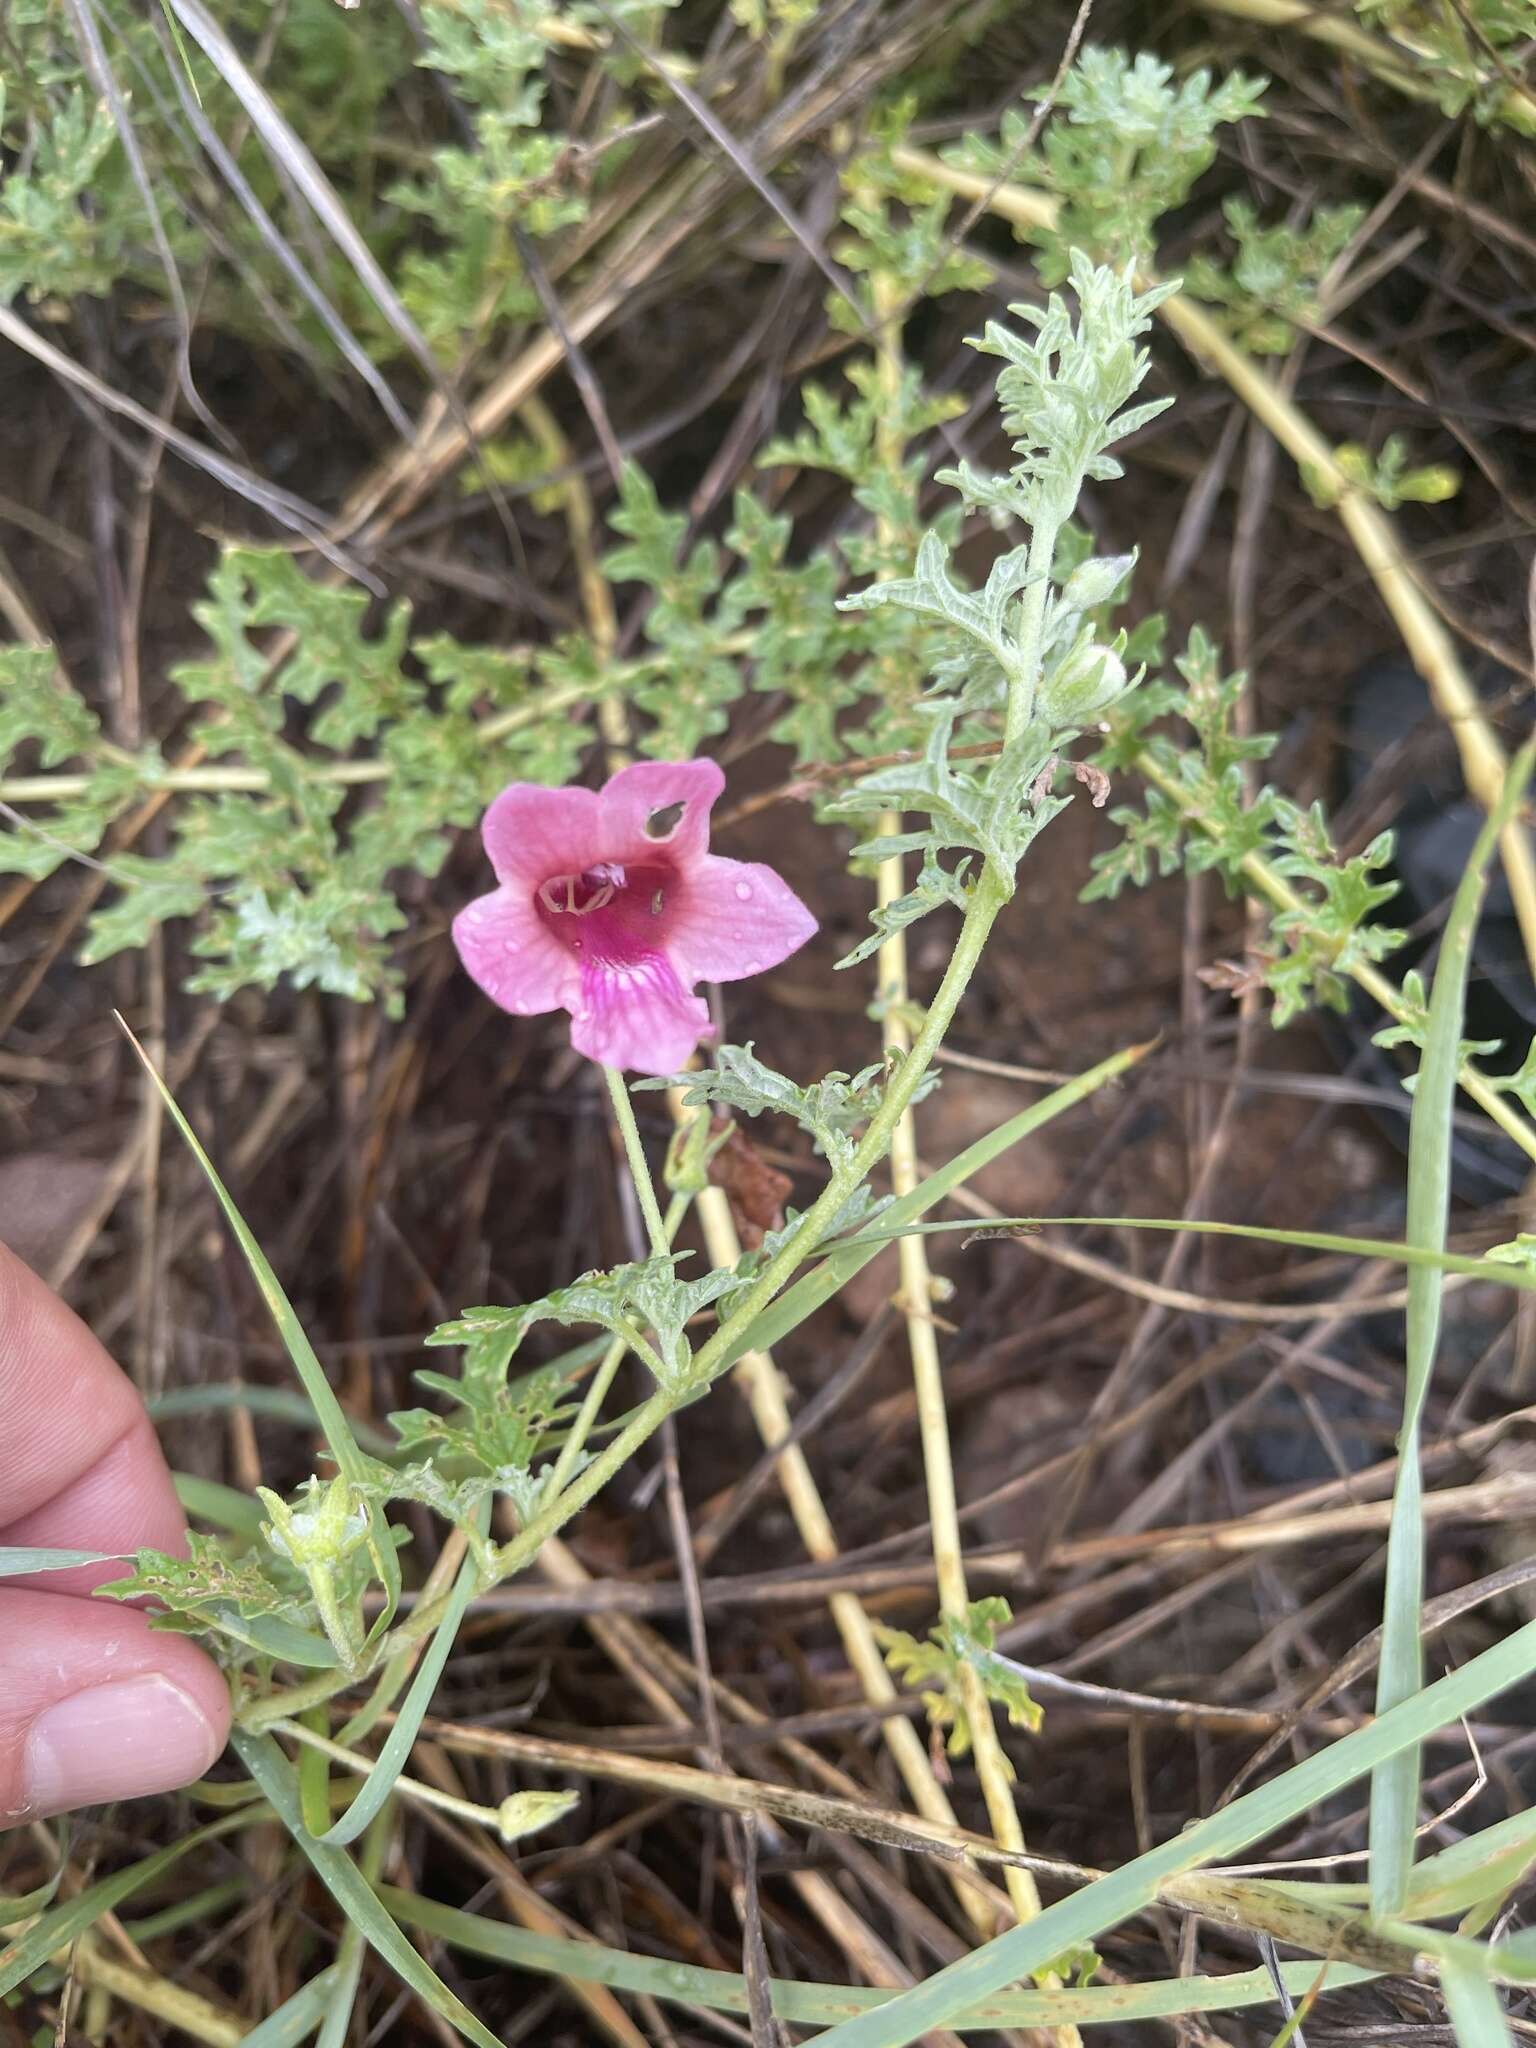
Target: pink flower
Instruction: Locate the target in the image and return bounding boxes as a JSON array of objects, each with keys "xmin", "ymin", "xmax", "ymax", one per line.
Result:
[{"xmin": 453, "ymin": 759, "xmax": 817, "ymax": 1075}]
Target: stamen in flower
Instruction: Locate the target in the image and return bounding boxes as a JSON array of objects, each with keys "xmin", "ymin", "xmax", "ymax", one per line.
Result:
[{"xmin": 452, "ymin": 759, "xmax": 817, "ymax": 1076}]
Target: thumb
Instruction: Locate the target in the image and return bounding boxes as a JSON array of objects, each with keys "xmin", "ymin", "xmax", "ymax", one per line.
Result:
[
  {"xmin": 0, "ymin": 1241, "xmax": 230, "ymax": 1825},
  {"xmin": 0, "ymin": 1588, "xmax": 230, "ymax": 1824}
]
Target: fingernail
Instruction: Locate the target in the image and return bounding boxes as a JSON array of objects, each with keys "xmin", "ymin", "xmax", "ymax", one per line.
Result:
[{"xmin": 23, "ymin": 1675, "xmax": 221, "ymax": 1816}]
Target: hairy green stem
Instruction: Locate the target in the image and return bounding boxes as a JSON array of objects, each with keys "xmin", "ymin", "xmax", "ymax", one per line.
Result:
[
  {"xmin": 1133, "ymin": 745, "xmax": 1536, "ymax": 1163},
  {"xmin": 603, "ymin": 1064, "xmax": 669, "ymax": 1258},
  {"xmin": 240, "ymin": 868, "xmax": 1010, "ymax": 1730},
  {"xmin": 546, "ymin": 1189, "xmax": 689, "ymax": 1498},
  {"xmin": 273, "ymin": 1717, "xmax": 506, "ymax": 1839},
  {"xmin": 0, "ymin": 645, "xmax": 752, "ymax": 806},
  {"xmin": 307, "ymin": 1562, "xmax": 361, "ymax": 1673},
  {"xmin": 686, "ymin": 861, "xmax": 1012, "ymax": 1384},
  {"xmin": 1007, "ymin": 515, "xmax": 1059, "ymax": 746}
]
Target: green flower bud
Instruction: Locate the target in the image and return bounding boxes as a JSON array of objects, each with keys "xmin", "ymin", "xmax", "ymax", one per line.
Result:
[
  {"xmin": 1059, "ymin": 551, "xmax": 1135, "ymax": 613},
  {"xmin": 257, "ymin": 1476, "xmax": 367, "ymax": 1571},
  {"xmin": 1397, "ymin": 463, "xmax": 1460, "ymax": 505},
  {"xmin": 497, "ymin": 1789, "xmax": 579, "ymax": 1844},
  {"xmin": 1042, "ymin": 640, "xmax": 1129, "ymax": 725}
]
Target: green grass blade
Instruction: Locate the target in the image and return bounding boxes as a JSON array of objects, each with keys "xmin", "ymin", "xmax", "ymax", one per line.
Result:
[
  {"xmin": 718, "ymin": 1040, "xmax": 1149, "ymax": 1370},
  {"xmin": 152, "ymin": 1384, "xmax": 398, "ymax": 1458},
  {"xmin": 315, "ymin": 1806, "xmax": 391, "ymax": 2048},
  {"xmin": 832, "ymin": 1215, "xmax": 1536, "ymax": 1291},
  {"xmin": 1370, "ymin": 740, "xmax": 1536, "ymax": 1917},
  {"xmin": 1402, "ymin": 1808, "xmax": 1536, "ymax": 1921},
  {"xmin": 0, "ymin": 1546, "xmax": 124, "ymax": 1575},
  {"xmin": 802, "ymin": 1607, "xmax": 1536, "ymax": 2048},
  {"xmin": 1442, "ymin": 1961, "xmax": 1513, "ymax": 2048},
  {"xmin": 121, "ymin": 1020, "xmax": 401, "ymax": 1630},
  {"xmin": 0, "ymin": 1810, "xmax": 255, "ymax": 1997},
  {"xmin": 172, "ymin": 1473, "xmax": 267, "ymax": 1537},
  {"xmin": 239, "ymin": 1966, "xmax": 343, "ymax": 2048},
  {"xmin": 120, "ymin": 1877, "xmax": 249, "ymax": 1945},
  {"xmin": 316, "ymin": 1500, "xmax": 487, "ymax": 1847},
  {"xmin": 378, "ymin": 1886, "xmax": 1378, "ymax": 2028},
  {"xmin": 122, "ymin": 1022, "xmax": 364, "ymax": 1482},
  {"xmin": 0, "ymin": 1845, "xmax": 65, "ymax": 1930},
  {"xmin": 230, "ymin": 1729, "xmax": 503, "ymax": 2048},
  {"xmin": 312, "ymin": 1928, "xmax": 367, "ymax": 2048}
]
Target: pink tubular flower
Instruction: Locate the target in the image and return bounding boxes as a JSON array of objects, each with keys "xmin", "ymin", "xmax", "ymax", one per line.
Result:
[{"xmin": 453, "ymin": 759, "xmax": 817, "ymax": 1075}]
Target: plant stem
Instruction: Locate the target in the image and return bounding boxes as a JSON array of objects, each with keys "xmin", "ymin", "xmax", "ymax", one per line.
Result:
[
  {"xmin": 678, "ymin": 1102, "xmax": 1010, "ymax": 1936},
  {"xmin": 273, "ymin": 1717, "xmax": 508, "ymax": 1839},
  {"xmin": 488, "ymin": 1382, "xmax": 677, "ymax": 1579},
  {"xmin": 1006, "ymin": 518, "xmax": 1058, "ymax": 747},
  {"xmin": 890, "ymin": 144, "xmax": 1536, "ymax": 986},
  {"xmin": 307, "ymin": 1562, "xmax": 360, "ymax": 1673},
  {"xmin": 604, "ymin": 1064, "xmax": 669, "ymax": 1258},
  {"xmin": 1130, "ymin": 745, "xmax": 1536, "ymax": 1164},
  {"xmin": 244, "ymin": 874, "xmax": 1010, "ymax": 1730},
  {"xmin": 876, "ymin": 827, "xmax": 1046, "ymax": 1941},
  {"xmin": 547, "ymin": 1190, "xmax": 690, "ymax": 1498},
  {"xmin": 688, "ymin": 864, "xmax": 1012, "ymax": 1388}
]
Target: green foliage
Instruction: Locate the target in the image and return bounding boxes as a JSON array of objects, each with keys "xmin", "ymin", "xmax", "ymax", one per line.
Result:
[
  {"xmin": 1372, "ymin": 970, "xmax": 1532, "ymax": 1096},
  {"xmin": 828, "ymin": 257, "xmax": 1172, "ymax": 956},
  {"xmin": 644, "ymin": 1041, "xmax": 938, "ymax": 1168},
  {"xmin": 719, "ymin": 490, "xmax": 853, "ymax": 763},
  {"xmin": 0, "ymin": 0, "xmax": 650, "ymax": 373},
  {"xmin": 831, "ymin": 127, "xmax": 993, "ymax": 333},
  {"xmin": 0, "ymin": 86, "xmax": 143, "ymax": 304},
  {"xmin": 1086, "ymin": 627, "xmax": 1406, "ymax": 1025},
  {"xmin": 947, "ymin": 48, "xmax": 1265, "ymax": 279},
  {"xmin": 100, "ymin": 1531, "xmax": 350, "ymax": 1672},
  {"xmin": 827, "ymin": 703, "xmax": 1067, "ymax": 952},
  {"xmin": 388, "ymin": 1, "xmax": 590, "ymax": 354},
  {"xmin": 388, "ymin": 1358, "xmax": 582, "ymax": 1543},
  {"xmin": 395, "ymin": 1357, "xmax": 577, "ymax": 1471},
  {"xmin": 2, "ymin": 546, "xmax": 598, "ymax": 1008},
  {"xmin": 0, "ymin": 647, "xmax": 94, "ymax": 761},
  {"xmin": 1330, "ymin": 433, "xmax": 1462, "ymax": 509},
  {"xmin": 758, "ymin": 358, "xmax": 970, "ymax": 758},
  {"xmin": 728, "ymin": 0, "xmax": 819, "ymax": 45},
  {"xmin": 1360, "ymin": 0, "xmax": 1536, "ymax": 128},
  {"xmin": 424, "ymin": 1256, "xmax": 738, "ymax": 1397},
  {"xmin": 604, "ymin": 464, "xmax": 743, "ymax": 757},
  {"xmin": 1185, "ymin": 196, "xmax": 1365, "ymax": 353},
  {"xmin": 876, "ymin": 1596, "xmax": 1042, "ymax": 1768},
  {"xmin": 940, "ymin": 256, "xmax": 1177, "ymax": 536}
]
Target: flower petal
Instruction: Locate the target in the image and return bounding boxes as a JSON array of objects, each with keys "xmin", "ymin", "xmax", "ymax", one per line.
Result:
[
  {"xmin": 568, "ymin": 952, "xmax": 714, "ymax": 1075},
  {"xmin": 599, "ymin": 758, "xmax": 724, "ymax": 868},
  {"xmin": 482, "ymin": 782, "xmax": 603, "ymax": 887},
  {"xmin": 668, "ymin": 855, "xmax": 817, "ymax": 984},
  {"xmin": 452, "ymin": 887, "xmax": 578, "ymax": 1017}
]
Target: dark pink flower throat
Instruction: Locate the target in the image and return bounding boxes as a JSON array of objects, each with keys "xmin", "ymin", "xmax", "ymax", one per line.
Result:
[{"xmin": 535, "ymin": 860, "xmax": 676, "ymax": 966}]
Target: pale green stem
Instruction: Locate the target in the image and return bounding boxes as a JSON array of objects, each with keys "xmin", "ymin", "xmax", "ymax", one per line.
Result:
[
  {"xmin": 241, "ymin": 868, "xmax": 1011, "ymax": 1731},
  {"xmin": 0, "ymin": 643, "xmax": 751, "ymax": 805},
  {"xmin": 1133, "ymin": 746, "xmax": 1536, "ymax": 1164},
  {"xmin": 682, "ymin": 862, "xmax": 1012, "ymax": 1383},
  {"xmin": 1007, "ymin": 515, "xmax": 1060, "ymax": 745},
  {"xmin": 273, "ymin": 1718, "xmax": 506, "ymax": 1839},
  {"xmin": 546, "ymin": 1188, "xmax": 690, "ymax": 1498},
  {"xmin": 307, "ymin": 1562, "xmax": 361, "ymax": 1673},
  {"xmin": 603, "ymin": 1063, "xmax": 669, "ymax": 1258}
]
